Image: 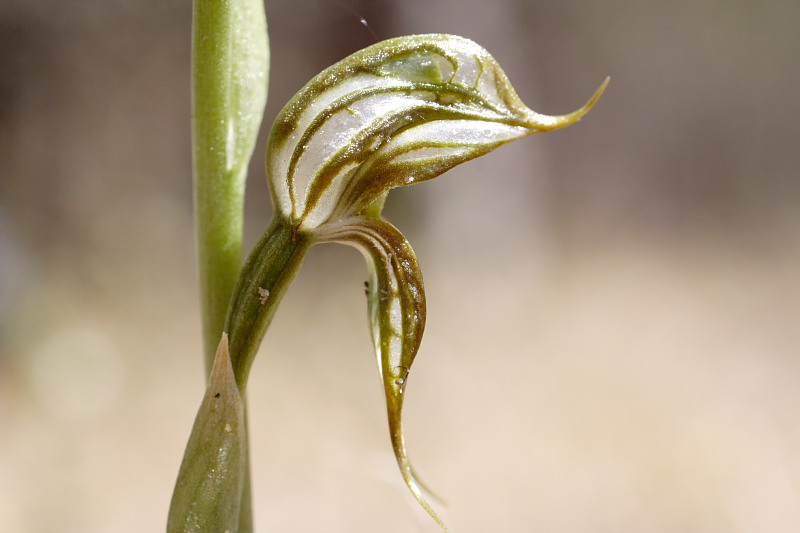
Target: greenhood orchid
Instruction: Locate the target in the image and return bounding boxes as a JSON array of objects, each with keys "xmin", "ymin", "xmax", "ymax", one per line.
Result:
[{"xmin": 170, "ymin": 33, "xmax": 606, "ymax": 533}]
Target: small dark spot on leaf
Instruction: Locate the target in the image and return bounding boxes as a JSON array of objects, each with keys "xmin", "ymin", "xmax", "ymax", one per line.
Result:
[{"xmin": 214, "ymin": 392, "xmax": 221, "ymax": 398}]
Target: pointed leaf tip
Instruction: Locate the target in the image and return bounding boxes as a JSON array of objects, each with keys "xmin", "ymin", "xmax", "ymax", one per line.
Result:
[{"xmin": 167, "ymin": 334, "xmax": 247, "ymax": 533}]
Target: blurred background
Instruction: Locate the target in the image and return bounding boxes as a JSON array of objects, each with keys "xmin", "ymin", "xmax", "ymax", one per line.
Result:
[{"xmin": 1, "ymin": 0, "xmax": 799, "ymax": 531}]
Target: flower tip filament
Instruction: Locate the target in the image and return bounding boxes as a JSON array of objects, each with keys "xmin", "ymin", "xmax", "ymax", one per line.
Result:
[
  {"xmin": 401, "ymin": 469, "xmax": 451, "ymax": 533},
  {"xmin": 389, "ymin": 413, "xmax": 450, "ymax": 532},
  {"xmin": 524, "ymin": 75, "xmax": 610, "ymax": 131},
  {"xmin": 579, "ymin": 75, "xmax": 611, "ymax": 116}
]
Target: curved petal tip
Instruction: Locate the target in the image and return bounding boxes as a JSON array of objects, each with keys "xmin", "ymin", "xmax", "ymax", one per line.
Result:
[
  {"xmin": 390, "ymin": 418, "xmax": 451, "ymax": 532},
  {"xmin": 525, "ymin": 76, "xmax": 610, "ymax": 131}
]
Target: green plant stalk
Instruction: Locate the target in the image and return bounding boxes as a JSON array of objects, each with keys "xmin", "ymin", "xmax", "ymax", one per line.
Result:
[
  {"xmin": 192, "ymin": 0, "xmax": 269, "ymax": 374},
  {"xmin": 225, "ymin": 218, "xmax": 311, "ymax": 391},
  {"xmin": 189, "ymin": 1, "xmax": 268, "ymax": 532}
]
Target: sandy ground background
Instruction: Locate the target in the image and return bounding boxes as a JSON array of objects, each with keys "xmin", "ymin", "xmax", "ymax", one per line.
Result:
[{"xmin": 2, "ymin": 0, "xmax": 799, "ymax": 531}]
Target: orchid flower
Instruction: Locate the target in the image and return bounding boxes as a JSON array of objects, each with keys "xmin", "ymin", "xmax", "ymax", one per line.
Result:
[{"xmin": 170, "ymin": 33, "xmax": 606, "ymax": 533}]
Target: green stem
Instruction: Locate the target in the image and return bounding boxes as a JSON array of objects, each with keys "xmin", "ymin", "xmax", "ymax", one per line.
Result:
[
  {"xmin": 218, "ymin": 218, "xmax": 307, "ymax": 532},
  {"xmin": 238, "ymin": 407, "xmax": 254, "ymax": 533},
  {"xmin": 225, "ymin": 217, "xmax": 311, "ymax": 391},
  {"xmin": 192, "ymin": 0, "xmax": 269, "ymax": 374},
  {"xmin": 190, "ymin": 1, "xmax": 267, "ymax": 531}
]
